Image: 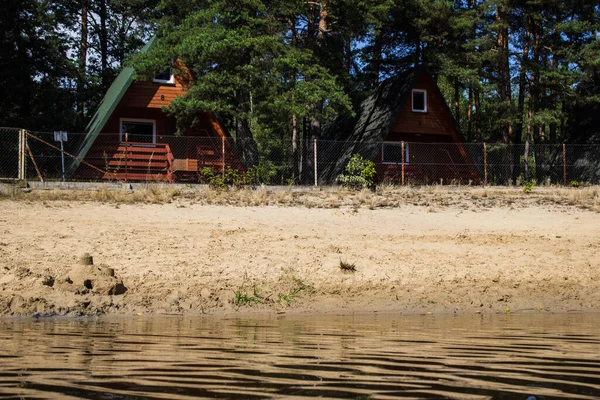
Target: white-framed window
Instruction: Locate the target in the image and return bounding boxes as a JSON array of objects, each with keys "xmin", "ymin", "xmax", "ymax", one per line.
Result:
[
  {"xmin": 412, "ymin": 89, "xmax": 427, "ymax": 112},
  {"xmin": 153, "ymin": 69, "xmax": 175, "ymax": 84},
  {"xmin": 120, "ymin": 118, "xmax": 156, "ymax": 145},
  {"xmin": 382, "ymin": 142, "xmax": 410, "ymax": 165}
]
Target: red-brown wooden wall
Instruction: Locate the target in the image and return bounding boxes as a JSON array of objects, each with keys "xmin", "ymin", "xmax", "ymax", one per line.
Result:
[{"xmin": 386, "ymin": 72, "xmax": 461, "ymax": 143}]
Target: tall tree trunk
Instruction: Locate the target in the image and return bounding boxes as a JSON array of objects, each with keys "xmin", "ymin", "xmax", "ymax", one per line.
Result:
[
  {"xmin": 303, "ymin": 1, "xmax": 327, "ymax": 184},
  {"xmin": 371, "ymin": 30, "xmax": 383, "ymax": 87},
  {"xmin": 306, "ymin": 3, "xmax": 316, "ymax": 46},
  {"xmin": 99, "ymin": 0, "xmax": 109, "ymax": 89},
  {"xmin": 496, "ymin": 0, "xmax": 512, "ymax": 184},
  {"xmin": 292, "ymin": 111, "xmax": 298, "ymax": 180},
  {"xmin": 118, "ymin": 17, "xmax": 126, "ymax": 65},
  {"xmin": 513, "ymin": 23, "xmax": 531, "ymax": 183},
  {"xmin": 290, "ymin": 18, "xmax": 299, "ymax": 181},
  {"xmin": 344, "ymin": 32, "xmax": 351, "ymax": 73},
  {"xmin": 467, "ymin": 87, "xmax": 473, "ymax": 142},
  {"xmin": 77, "ymin": 0, "xmax": 88, "ymax": 128},
  {"xmin": 469, "ymin": 0, "xmax": 478, "ymax": 143},
  {"xmin": 496, "ymin": 0, "xmax": 511, "ymax": 144},
  {"xmin": 475, "ymin": 87, "xmax": 482, "ymax": 142},
  {"xmin": 454, "ymin": 78, "xmax": 460, "ymax": 128},
  {"xmin": 317, "ymin": 1, "xmax": 327, "ymax": 41},
  {"xmin": 549, "ymin": 54, "xmax": 558, "ymax": 143},
  {"xmin": 531, "ymin": 23, "xmax": 543, "ymax": 182},
  {"xmin": 236, "ymin": 116, "xmax": 258, "ymax": 169},
  {"xmin": 415, "ymin": 40, "xmax": 422, "ymax": 65}
]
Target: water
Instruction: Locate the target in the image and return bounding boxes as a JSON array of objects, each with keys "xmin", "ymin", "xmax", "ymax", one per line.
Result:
[{"xmin": 0, "ymin": 313, "xmax": 599, "ymax": 399}]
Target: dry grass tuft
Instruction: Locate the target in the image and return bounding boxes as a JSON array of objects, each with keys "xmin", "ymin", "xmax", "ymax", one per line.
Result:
[
  {"xmin": 339, "ymin": 259, "xmax": 356, "ymax": 272},
  {"xmin": 2, "ymin": 183, "xmax": 600, "ymax": 211},
  {"xmin": 0, "ymin": 184, "xmax": 181, "ymax": 204}
]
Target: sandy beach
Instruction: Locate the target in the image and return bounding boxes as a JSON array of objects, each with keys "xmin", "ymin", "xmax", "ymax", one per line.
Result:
[{"xmin": 1, "ymin": 186, "xmax": 599, "ymax": 317}]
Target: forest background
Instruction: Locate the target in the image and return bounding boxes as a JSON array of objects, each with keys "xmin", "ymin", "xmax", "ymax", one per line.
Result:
[{"xmin": 1, "ymin": 0, "xmax": 599, "ymax": 165}]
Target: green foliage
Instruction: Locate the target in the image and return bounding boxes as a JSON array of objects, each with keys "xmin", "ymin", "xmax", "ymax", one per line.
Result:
[
  {"xmin": 4, "ymin": 0, "xmax": 600, "ymax": 162},
  {"xmin": 276, "ymin": 276, "xmax": 307, "ymax": 307},
  {"xmin": 522, "ymin": 181, "xmax": 535, "ymax": 194},
  {"xmin": 233, "ymin": 282, "xmax": 263, "ymax": 307},
  {"xmin": 247, "ymin": 159, "xmax": 278, "ymax": 185},
  {"xmin": 336, "ymin": 154, "xmax": 376, "ymax": 189},
  {"xmin": 571, "ymin": 180, "xmax": 580, "ymax": 188},
  {"xmin": 224, "ymin": 167, "xmax": 247, "ymax": 186},
  {"xmin": 199, "ymin": 167, "xmax": 215, "ymax": 184},
  {"xmin": 200, "ymin": 166, "xmax": 247, "ymax": 188},
  {"xmin": 276, "ymin": 287, "xmax": 303, "ymax": 307},
  {"xmin": 133, "ymin": 0, "xmax": 353, "ymax": 132}
]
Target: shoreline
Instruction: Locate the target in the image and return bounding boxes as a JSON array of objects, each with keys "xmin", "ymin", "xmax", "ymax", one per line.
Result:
[{"xmin": 1, "ymin": 186, "xmax": 599, "ymax": 318}]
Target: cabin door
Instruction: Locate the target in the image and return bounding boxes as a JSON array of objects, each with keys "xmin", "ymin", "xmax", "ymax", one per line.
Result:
[{"xmin": 120, "ymin": 119, "xmax": 156, "ymax": 145}]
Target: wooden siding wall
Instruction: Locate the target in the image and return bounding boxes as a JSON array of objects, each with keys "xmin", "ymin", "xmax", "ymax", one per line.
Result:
[
  {"xmin": 120, "ymin": 80, "xmax": 184, "ymax": 109},
  {"xmin": 99, "ymin": 73, "xmax": 227, "ymax": 140},
  {"xmin": 388, "ymin": 73, "xmax": 460, "ymax": 142}
]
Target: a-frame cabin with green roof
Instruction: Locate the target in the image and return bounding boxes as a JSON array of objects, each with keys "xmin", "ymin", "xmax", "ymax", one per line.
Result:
[{"xmin": 70, "ymin": 39, "xmax": 242, "ymax": 182}]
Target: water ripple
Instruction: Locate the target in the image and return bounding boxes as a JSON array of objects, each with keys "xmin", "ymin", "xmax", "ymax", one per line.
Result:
[{"xmin": 0, "ymin": 313, "xmax": 599, "ymax": 399}]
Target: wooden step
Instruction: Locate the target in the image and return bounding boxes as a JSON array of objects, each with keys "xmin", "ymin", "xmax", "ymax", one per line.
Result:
[
  {"xmin": 85, "ymin": 154, "xmax": 170, "ymax": 163},
  {"xmin": 98, "ymin": 160, "xmax": 169, "ymax": 168},
  {"xmin": 197, "ymin": 150, "xmax": 218, "ymax": 157},
  {"xmin": 90, "ymin": 144, "xmax": 169, "ymax": 153},
  {"xmin": 101, "ymin": 172, "xmax": 171, "ymax": 181},
  {"xmin": 75, "ymin": 168, "xmax": 172, "ymax": 182}
]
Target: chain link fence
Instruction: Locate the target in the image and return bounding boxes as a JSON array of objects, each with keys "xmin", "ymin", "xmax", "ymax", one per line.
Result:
[
  {"xmin": 0, "ymin": 128, "xmax": 20, "ymax": 180},
  {"xmin": 1, "ymin": 129, "xmax": 599, "ymax": 186}
]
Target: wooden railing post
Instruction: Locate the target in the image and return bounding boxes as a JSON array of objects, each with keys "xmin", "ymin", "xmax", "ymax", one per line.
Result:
[
  {"xmin": 401, "ymin": 141, "xmax": 405, "ymax": 186},
  {"xmin": 483, "ymin": 142, "xmax": 488, "ymax": 186}
]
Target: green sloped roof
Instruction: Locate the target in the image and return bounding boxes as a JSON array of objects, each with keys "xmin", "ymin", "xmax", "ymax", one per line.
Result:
[{"xmin": 68, "ymin": 36, "xmax": 157, "ymax": 175}]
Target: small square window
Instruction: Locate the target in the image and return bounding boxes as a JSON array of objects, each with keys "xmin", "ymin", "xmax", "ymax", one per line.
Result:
[
  {"xmin": 412, "ymin": 90, "xmax": 427, "ymax": 112},
  {"xmin": 153, "ymin": 60, "xmax": 175, "ymax": 84},
  {"xmin": 153, "ymin": 69, "xmax": 174, "ymax": 84},
  {"xmin": 120, "ymin": 119, "xmax": 156, "ymax": 144}
]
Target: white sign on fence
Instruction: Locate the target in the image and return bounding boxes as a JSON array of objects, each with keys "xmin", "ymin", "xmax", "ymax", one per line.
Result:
[
  {"xmin": 53, "ymin": 131, "xmax": 68, "ymax": 142},
  {"xmin": 53, "ymin": 131, "xmax": 68, "ymax": 181}
]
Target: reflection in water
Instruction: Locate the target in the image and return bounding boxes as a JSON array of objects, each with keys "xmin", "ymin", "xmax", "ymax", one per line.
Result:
[{"xmin": 0, "ymin": 313, "xmax": 599, "ymax": 399}]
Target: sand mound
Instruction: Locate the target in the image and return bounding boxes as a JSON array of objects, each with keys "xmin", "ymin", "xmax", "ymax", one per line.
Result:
[{"xmin": 2, "ymin": 254, "xmax": 126, "ymax": 316}]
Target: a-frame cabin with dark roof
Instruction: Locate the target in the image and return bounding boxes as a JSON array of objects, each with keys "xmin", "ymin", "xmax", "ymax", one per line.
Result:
[
  {"xmin": 322, "ymin": 67, "xmax": 479, "ymax": 184},
  {"xmin": 70, "ymin": 38, "xmax": 242, "ymax": 183}
]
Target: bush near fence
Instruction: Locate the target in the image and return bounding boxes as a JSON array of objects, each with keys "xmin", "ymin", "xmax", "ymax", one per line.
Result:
[{"xmin": 1, "ymin": 129, "xmax": 600, "ymax": 186}]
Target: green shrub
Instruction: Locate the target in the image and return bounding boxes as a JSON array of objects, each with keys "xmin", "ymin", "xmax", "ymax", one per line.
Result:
[
  {"xmin": 200, "ymin": 166, "xmax": 247, "ymax": 188},
  {"xmin": 336, "ymin": 154, "xmax": 376, "ymax": 189},
  {"xmin": 247, "ymin": 159, "xmax": 278, "ymax": 185},
  {"xmin": 223, "ymin": 167, "xmax": 246, "ymax": 186},
  {"xmin": 522, "ymin": 180, "xmax": 535, "ymax": 193},
  {"xmin": 200, "ymin": 167, "xmax": 216, "ymax": 184}
]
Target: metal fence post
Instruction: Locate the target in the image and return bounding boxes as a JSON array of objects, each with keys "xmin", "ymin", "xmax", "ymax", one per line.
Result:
[
  {"xmin": 18, "ymin": 129, "xmax": 26, "ymax": 180},
  {"xmin": 124, "ymin": 132, "xmax": 129, "ymax": 183},
  {"xmin": 563, "ymin": 143, "xmax": 567, "ymax": 186},
  {"xmin": 222, "ymin": 136, "xmax": 225, "ymax": 178},
  {"xmin": 313, "ymin": 137, "xmax": 318, "ymax": 186},
  {"xmin": 401, "ymin": 141, "xmax": 405, "ymax": 186},
  {"xmin": 483, "ymin": 142, "xmax": 487, "ymax": 186},
  {"xmin": 17, "ymin": 129, "xmax": 23, "ymax": 180}
]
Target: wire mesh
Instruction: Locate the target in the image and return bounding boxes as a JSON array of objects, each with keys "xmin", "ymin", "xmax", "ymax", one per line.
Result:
[
  {"xmin": 0, "ymin": 128, "xmax": 20, "ymax": 180},
  {"xmin": 2, "ymin": 130, "xmax": 600, "ymax": 186}
]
